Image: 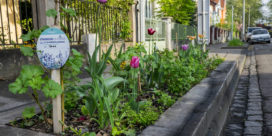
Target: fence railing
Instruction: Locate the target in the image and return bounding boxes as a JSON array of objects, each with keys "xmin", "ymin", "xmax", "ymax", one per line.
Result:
[
  {"xmin": 59, "ymin": 0, "xmax": 128, "ymax": 45},
  {"xmin": 145, "ymin": 18, "xmax": 197, "ymax": 51},
  {"xmin": 171, "ymin": 23, "xmax": 197, "ymax": 49},
  {"xmin": 0, "ymin": 0, "xmax": 33, "ymax": 48}
]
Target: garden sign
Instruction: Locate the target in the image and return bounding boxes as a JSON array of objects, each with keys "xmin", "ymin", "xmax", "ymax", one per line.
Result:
[
  {"xmin": 37, "ymin": 27, "xmax": 70, "ymax": 69},
  {"xmin": 37, "ymin": 27, "xmax": 69, "ymax": 133}
]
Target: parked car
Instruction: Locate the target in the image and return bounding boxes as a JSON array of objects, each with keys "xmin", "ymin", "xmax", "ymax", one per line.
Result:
[
  {"xmin": 249, "ymin": 29, "xmax": 271, "ymax": 44},
  {"xmin": 246, "ymin": 27, "xmax": 262, "ymax": 42}
]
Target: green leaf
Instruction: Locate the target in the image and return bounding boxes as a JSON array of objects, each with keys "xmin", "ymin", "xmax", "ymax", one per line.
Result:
[
  {"xmin": 20, "ymin": 46, "xmax": 34, "ymax": 57},
  {"xmin": 22, "ymin": 107, "xmax": 36, "ymax": 119},
  {"xmin": 61, "ymin": 7, "xmax": 76, "ymax": 17},
  {"xmin": 28, "ymin": 76, "xmax": 45, "ymax": 90},
  {"xmin": 42, "ymin": 80, "xmax": 62, "ymax": 98},
  {"xmin": 81, "ymin": 106, "xmax": 89, "ymax": 116},
  {"xmin": 104, "ymin": 77, "xmax": 125, "ymax": 90},
  {"xmin": 104, "ymin": 98, "xmax": 114, "ymax": 128},
  {"xmin": 8, "ymin": 77, "xmax": 28, "ymax": 94},
  {"xmin": 46, "ymin": 9, "xmax": 58, "ymax": 18},
  {"xmin": 21, "ymin": 31, "xmax": 33, "ymax": 41},
  {"xmin": 20, "ymin": 65, "xmax": 44, "ymax": 81},
  {"xmin": 82, "ymin": 132, "xmax": 96, "ymax": 136},
  {"xmin": 85, "ymin": 95, "xmax": 97, "ymax": 116}
]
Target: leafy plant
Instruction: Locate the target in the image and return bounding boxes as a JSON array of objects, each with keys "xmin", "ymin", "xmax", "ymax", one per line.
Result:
[
  {"xmin": 9, "ymin": 65, "xmax": 62, "ymax": 125},
  {"xmin": 157, "ymin": 0, "xmax": 196, "ymax": 25},
  {"xmin": 155, "ymin": 91, "xmax": 175, "ymax": 108},
  {"xmin": 122, "ymin": 101, "xmax": 159, "ymax": 129},
  {"xmin": 46, "ymin": 9, "xmax": 58, "ymax": 18},
  {"xmin": 228, "ymin": 39, "xmax": 244, "ymax": 47},
  {"xmin": 22, "ymin": 107, "xmax": 36, "ymax": 119}
]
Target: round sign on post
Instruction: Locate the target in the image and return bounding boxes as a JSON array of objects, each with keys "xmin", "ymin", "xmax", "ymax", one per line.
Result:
[{"xmin": 37, "ymin": 27, "xmax": 70, "ymax": 69}]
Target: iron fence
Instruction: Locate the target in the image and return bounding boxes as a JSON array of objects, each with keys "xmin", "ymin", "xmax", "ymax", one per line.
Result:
[
  {"xmin": 171, "ymin": 23, "xmax": 197, "ymax": 46},
  {"xmin": 59, "ymin": 0, "xmax": 128, "ymax": 45},
  {"xmin": 0, "ymin": 0, "xmax": 33, "ymax": 47}
]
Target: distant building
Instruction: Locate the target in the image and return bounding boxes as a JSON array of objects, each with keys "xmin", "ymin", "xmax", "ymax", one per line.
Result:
[{"xmin": 210, "ymin": 0, "xmax": 227, "ymax": 25}]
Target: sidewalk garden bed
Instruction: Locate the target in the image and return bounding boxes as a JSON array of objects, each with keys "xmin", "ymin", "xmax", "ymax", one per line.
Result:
[
  {"xmin": 7, "ymin": 42, "xmax": 223, "ymax": 136},
  {"xmin": 221, "ymin": 39, "xmax": 248, "ymax": 49}
]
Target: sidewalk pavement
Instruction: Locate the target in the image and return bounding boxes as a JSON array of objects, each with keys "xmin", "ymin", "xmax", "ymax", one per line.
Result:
[{"xmin": 0, "ymin": 42, "xmax": 247, "ymax": 135}]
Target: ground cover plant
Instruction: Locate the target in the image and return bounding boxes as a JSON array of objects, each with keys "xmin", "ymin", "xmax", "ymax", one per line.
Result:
[{"xmin": 228, "ymin": 39, "xmax": 244, "ymax": 47}]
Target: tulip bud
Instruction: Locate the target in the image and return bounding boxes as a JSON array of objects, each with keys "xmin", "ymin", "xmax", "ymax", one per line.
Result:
[{"xmin": 130, "ymin": 56, "xmax": 140, "ymax": 68}]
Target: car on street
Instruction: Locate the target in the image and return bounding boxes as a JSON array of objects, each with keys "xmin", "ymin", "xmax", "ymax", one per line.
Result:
[
  {"xmin": 246, "ymin": 27, "xmax": 262, "ymax": 42},
  {"xmin": 249, "ymin": 29, "xmax": 271, "ymax": 44}
]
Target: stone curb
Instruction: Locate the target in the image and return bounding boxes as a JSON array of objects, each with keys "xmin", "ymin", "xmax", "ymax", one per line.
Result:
[{"xmin": 140, "ymin": 54, "xmax": 246, "ymax": 136}]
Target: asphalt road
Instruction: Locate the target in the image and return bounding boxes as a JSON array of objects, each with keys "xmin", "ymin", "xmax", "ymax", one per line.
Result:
[{"xmin": 255, "ymin": 42, "xmax": 272, "ymax": 135}]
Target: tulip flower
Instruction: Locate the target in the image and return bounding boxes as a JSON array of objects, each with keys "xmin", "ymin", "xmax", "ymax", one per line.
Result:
[
  {"xmin": 97, "ymin": 0, "xmax": 107, "ymax": 4},
  {"xmin": 130, "ymin": 56, "xmax": 140, "ymax": 68},
  {"xmin": 187, "ymin": 36, "xmax": 196, "ymax": 41},
  {"xmin": 198, "ymin": 34, "xmax": 204, "ymax": 38},
  {"xmin": 181, "ymin": 44, "xmax": 189, "ymax": 51},
  {"xmin": 148, "ymin": 28, "xmax": 156, "ymax": 35}
]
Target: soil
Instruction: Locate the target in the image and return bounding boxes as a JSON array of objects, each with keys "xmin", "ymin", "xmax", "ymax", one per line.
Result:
[{"xmin": 7, "ymin": 90, "xmax": 174, "ymax": 136}]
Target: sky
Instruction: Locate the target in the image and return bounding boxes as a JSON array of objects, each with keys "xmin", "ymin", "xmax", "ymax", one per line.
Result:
[{"xmin": 261, "ymin": 0, "xmax": 270, "ymax": 17}]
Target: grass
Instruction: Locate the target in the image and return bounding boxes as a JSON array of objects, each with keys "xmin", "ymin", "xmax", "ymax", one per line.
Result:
[{"xmin": 228, "ymin": 39, "xmax": 244, "ymax": 47}]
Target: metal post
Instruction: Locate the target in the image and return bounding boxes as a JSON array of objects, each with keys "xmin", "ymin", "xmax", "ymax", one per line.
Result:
[
  {"xmin": 242, "ymin": 0, "xmax": 245, "ymax": 41},
  {"xmin": 231, "ymin": 6, "xmax": 234, "ymax": 40},
  {"xmin": 248, "ymin": 7, "xmax": 250, "ymax": 27},
  {"xmin": 203, "ymin": 0, "xmax": 205, "ymax": 39}
]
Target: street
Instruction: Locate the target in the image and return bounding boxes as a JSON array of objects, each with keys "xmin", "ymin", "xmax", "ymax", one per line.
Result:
[{"xmin": 223, "ymin": 42, "xmax": 272, "ymax": 136}]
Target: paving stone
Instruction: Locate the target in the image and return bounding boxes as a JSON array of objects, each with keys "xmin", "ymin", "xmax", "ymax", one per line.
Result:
[
  {"xmin": 232, "ymin": 112, "xmax": 245, "ymax": 118},
  {"xmin": 244, "ymin": 126, "xmax": 262, "ymax": 135},
  {"xmin": 248, "ymin": 102, "xmax": 262, "ymax": 107},
  {"xmin": 248, "ymin": 99, "xmax": 262, "ymax": 102},
  {"xmin": 226, "ymin": 123, "xmax": 243, "ymax": 130},
  {"xmin": 247, "ymin": 115, "xmax": 263, "ymax": 121},
  {"xmin": 263, "ymin": 100, "xmax": 272, "ymax": 113},
  {"xmin": 247, "ymin": 105, "xmax": 262, "ymax": 110},
  {"xmin": 248, "ymin": 95, "xmax": 261, "ymax": 99},
  {"xmin": 245, "ymin": 121, "xmax": 263, "ymax": 127},
  {"xmin": 248, "ymin": 92, "xmax": 261, "ymax": 96},
  {"xmin": 232, "ymin": 103, "xmax": 246, "ymax": 109},
  {"xmin": 246, "ymin": 110, "xmax": 263, "ymax": 115},
  {"xmin": 225, "ymin": 131, "xmax": 243, "ymax": 136},
  {"xmin": 233, "ymin": 100, "xmax": 246, "ymax": 105},
  {"xmin": 264, "ymin": 126, "xmax": 272, "ymax": 135}
]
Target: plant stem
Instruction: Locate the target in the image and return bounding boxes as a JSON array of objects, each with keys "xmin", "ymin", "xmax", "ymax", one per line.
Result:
[
  {"xmin": 138, "ymin": 72, "xmax": 141, "ymax": 93},
  {"xmin": 32, "ymin": 90, "xmax": 49, "ymax": 126}
]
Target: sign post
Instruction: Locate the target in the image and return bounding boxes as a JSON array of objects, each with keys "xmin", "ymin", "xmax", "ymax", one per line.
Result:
[{"xmin": 37, "ymin": 27, "xmax": 70, "ymax": 133}]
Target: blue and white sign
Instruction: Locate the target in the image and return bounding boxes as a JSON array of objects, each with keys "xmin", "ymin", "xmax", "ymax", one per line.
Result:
[{"xmin": 37, "ymin": 28, "xmax": 70, "ymax": 69}]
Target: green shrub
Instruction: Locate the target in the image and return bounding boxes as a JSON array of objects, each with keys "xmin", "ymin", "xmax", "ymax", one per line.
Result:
[
  {"xmin": 123, "ymin": 101, "xmax": 160, "ymax": 129},
  {"xmin": 228, "ymin": 39, "xmax": 244, "ymax": 47}
]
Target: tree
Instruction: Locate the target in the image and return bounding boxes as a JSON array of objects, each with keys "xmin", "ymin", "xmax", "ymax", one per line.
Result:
[
  {"xmin": 226, "ymin": 0, "xmax": 263, "ymax": 28},
  {"xmin": 156, "ymin": 0, "xmax": 196, "ymax": 25}
]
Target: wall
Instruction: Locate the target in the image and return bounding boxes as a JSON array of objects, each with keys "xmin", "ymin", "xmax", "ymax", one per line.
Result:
[{"xmin": 0, "ymin": 45, "xmax": 88, "ymax": 80}]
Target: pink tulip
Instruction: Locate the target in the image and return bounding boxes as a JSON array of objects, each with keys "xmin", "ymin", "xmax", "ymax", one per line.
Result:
[
  {"xmin": 130, "ymin": 56, "xmax": 140, "ymax": 68},
  {"xmin": 148, "ymin": 28, "xmax": 156, "ymax": 35},
  {"xmin": 181, "ymin": 44, "xmax": 189, "ymax": 51},
  {"xmin": 97, "ymin": 0, "xmax": 107, "ymax": 4}
]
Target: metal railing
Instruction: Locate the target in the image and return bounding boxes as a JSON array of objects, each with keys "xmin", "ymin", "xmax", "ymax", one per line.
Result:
[
  {"xmin": 171, "ymin": 23, "xmax": 197, "ymax": 46},
  {"xmin": 0, "ymin": 0, "xmax": 33, "ymax": 48},
  {"xmin": 59, "ymin": 0, "xmax": 128, "ymax": 45}
]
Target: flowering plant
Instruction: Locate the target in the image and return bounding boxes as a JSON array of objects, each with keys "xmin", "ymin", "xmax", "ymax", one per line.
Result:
[
  {"xmin": 181, "ymin": 44, "xmax": 189, "ymax": 51},
  {"xmin": 97, "ymin": 0, "xmax": 107, "ymax": 4},
  {"xmin": 130, "ymin": 56, "xmax": 140, "ymax": 68},
  {"xmin": 187, "ymin": 36, "xmax": 196, "ymax": 41},
  {"xmin": 148, "ymin": 28, "xmax": 156, "ymax": 35}
]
